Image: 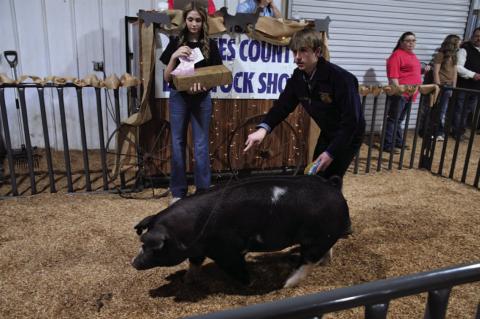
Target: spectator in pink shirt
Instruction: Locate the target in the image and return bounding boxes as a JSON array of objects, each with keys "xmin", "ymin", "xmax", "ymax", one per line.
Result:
[{"xmin": 384, "ymin": 32, "xmax": 422, "ymax": 152}]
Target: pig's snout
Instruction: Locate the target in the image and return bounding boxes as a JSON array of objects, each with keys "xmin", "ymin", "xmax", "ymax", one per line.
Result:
[{"xmin": 131, "ymin": 248, "xmax": 147, "ymax": 270}]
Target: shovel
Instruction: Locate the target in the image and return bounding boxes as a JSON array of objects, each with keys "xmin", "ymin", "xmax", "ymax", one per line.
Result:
[{"xmin": 3, "ymin": 50, "xmax": 40, "ymax": 169}]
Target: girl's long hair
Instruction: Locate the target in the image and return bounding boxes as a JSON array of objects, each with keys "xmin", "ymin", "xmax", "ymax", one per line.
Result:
[
  {"xmin": 178, "ymin": 1, "xmax": 210, "ymax": 59},
  {"xmin": 438, "ymin": 34, "xmax": 460, "ymax": 65},
  {"xmin": 393, "ymin": 31, "xmax": 415, "ymax": 52}
]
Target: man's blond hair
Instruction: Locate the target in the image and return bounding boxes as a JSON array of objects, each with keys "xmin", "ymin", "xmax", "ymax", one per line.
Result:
[{"xmin": 289, "ymin": 28, "xmax": 325, "ymax": 54}]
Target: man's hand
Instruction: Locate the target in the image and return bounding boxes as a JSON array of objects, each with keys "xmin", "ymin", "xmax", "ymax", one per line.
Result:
[
  {"xmin": 313, "ymin": 152, "xmax": 333, "ymax": 173},
  {"xmin": 474, "ymin": 73, "xmax": 480, "ymax": 81},
  {"xmin": 244, "ymin": 128, "xmax": 267, "ymax": 152}
]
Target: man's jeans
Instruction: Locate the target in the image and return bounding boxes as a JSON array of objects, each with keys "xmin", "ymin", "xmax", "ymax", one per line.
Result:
[
  {"xmin": 451, "ymin": 91, "xmax": 477, "ymax": 136},
  {"xmin": 169, "ymin": 89, "xmax": 212, "ymax": 198}
]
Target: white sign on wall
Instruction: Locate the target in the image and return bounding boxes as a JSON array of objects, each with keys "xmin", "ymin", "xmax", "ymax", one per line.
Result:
[{"xmin": 155, "ymin": 33, "xmax": 296, "ymax": 99}]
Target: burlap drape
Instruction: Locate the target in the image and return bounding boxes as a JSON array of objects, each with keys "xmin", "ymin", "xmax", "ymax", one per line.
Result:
[
  {"xmin": 0, "ymin": 73, "xmax": 140, "ymax": 88},
  {"xmin": 113, "ymin": 22, "xmax": 157, "ymax": 179}
]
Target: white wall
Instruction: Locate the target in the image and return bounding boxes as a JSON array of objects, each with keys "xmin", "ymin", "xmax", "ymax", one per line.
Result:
[
  {"xmin": 290, "ymin": 0, "xmax": 471, "ymax": 131},
  {"xmin": 0, "ymin": 0, "xmax": 234, "ymax": 150},
  {"xmin": 7, "ymin": 0, "xmax": 455, "ymax": 150}
]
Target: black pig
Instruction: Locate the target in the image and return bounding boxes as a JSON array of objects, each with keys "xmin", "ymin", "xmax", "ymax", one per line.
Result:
[{"xmin": 132, "ymin": 175, "xmax": 350, "ymax": 288}]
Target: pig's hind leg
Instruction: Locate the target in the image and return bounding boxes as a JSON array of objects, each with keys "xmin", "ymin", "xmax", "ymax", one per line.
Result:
[
  {"xmin": 184, "ymin": 256, "xmax": 206, "ymax": 284},
  {"xmin": 284, "ymin": 240, "xmax": 336, "ymax": 288},
  {"xmin": 318, "ymin": 248, "xmax": 333, "ymax": 265}
]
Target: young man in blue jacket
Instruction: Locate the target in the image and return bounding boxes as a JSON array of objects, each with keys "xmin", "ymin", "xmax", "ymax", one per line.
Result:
[{"xmin": 244, "ymin": 28, "xmax": 365, "ymax": 178}]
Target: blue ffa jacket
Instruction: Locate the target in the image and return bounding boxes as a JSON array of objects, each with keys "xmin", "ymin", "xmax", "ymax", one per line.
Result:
[{"xmin": 261, "ymin": 57, "xmax": 365, "ymax": 159}]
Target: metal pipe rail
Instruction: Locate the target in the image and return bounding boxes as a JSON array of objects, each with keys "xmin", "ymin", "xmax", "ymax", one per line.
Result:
[
  {"xmin": 184, "ymin": 262, "xmax": 480, "ymax": 319},
  {"xmin": 0, "ymin": 81, "xmax": 131, "ymax": 195}
]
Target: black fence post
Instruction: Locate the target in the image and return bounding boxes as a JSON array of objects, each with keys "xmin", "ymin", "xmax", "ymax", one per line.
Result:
[
  {"xmin": 0, "ymin": 88, "xmax": 18, "ymax": 195},
  {"xmin": 113, "ymin": 88, "xmax": 127, "ymax": 189},
  {"xmin": 17, "ymin": 87, "xmax": 37, "ymax": 194},
  {"xmin": 366, "ymin": 95, "xmax": 378, "ymax": 174},
  {"xmin": 95, "ymin": 87, "xmax": 109, "ymax": 190},
  {"xmin": 438, "ymin": 90, "xmax": 458, "ymax": 175},
  {"xmin": 75, "ymin": 87, "xmax": 92, "ymax": 191},
  {"xmin": 365, "ymin": 302, "xmax": 389, "ymax": 319},
  {"xmin": 398, "ymin": 95, "xmax": 413, "ymax": 170},
  {"xmin": 353, "ymin": 95, "xmax": 367, "ymax": 174},
  {"xmin": 37, "ymin": 87, "xmax": 56, "ymax": 193},
  {"xmin": 449, "ymin": 92, "xmax": 473, "ymax": 179},
  {"xmin": 411, "ymin": 94, "xmax": 424, "ymax": 169},
  {"xmin": 461, "ymin": 97, "xmax": 480, "ymax": 183},
  {"xmin": 56, "ymin": 87, "xmax": 74, "ymax": 192},
  {"xmin": 475, "ymin": 154, "xmax": 480, "ymax": 188},
  {"xmin": 127, "ymin": 86, "xmax": 138, "ymax": 116},
  {"xmin": 418, "ymin": 96, "xmax": 434, "ymax": 170},
  {"xmin": 387, "ymin": 96, "xmax": 401, "ymax": 170},
  {"xmin": 113, "ymin": 88, "xmax": 121, "ymax": 128},
  {"xmin": 423, "ymin": 288, "xmax": 451, "ymax": 319},
  {"xmin": 377, "ymin": 96, "xmax": 390, "ymax": 171}
]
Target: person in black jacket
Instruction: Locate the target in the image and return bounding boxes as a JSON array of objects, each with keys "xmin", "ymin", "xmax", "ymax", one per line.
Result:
[
  {"xmin": 452, "ymin": 27, "xmax": 480, "ymax": 138},
  {"xmin": 160, "ymin": 1, "xmax": 223, "ymax": 204},
  {"xmin": 244, "ymin": 28, "xmax": 365, "ymax": 178}
]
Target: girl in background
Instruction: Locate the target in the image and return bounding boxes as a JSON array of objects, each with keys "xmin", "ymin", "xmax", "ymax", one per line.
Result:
[
  {"xmin": 160, "ymin": 1, "xmax": 222, "ymax": 204},
  {"xmin": 432, "ymin": 34, "xmax": 461, "ymax": 141}
]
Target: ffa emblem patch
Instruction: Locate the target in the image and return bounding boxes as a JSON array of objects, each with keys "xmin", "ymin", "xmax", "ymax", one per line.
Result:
[{"xmin": 320, "ymin": 92, "xmax": 333, "ymax": 104}]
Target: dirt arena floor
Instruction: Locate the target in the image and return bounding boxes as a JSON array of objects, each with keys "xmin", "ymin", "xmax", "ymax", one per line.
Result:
[{"xmin": 1, "ymin": 168, "xmax": 479, "ymax": 319}]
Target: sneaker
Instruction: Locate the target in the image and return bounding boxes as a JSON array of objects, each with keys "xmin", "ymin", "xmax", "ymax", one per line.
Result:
[
  {"xmin": 169, "ymin": 197, "xmax": 182, "ymax": 206},
  {"xmin": 436, "ymin": 135, "xmax": 444, "ymax": 142}
]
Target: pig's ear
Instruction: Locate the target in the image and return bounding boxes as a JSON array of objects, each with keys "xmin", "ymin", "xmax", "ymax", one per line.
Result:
[
  {"xmin": 140, "ymin": 230, "xmax": 169, "ymax": 250},
  {"xmin": 134, "ymin": 215, "xmax": 156, "ymax": 235},
  {"xmin": 328, "ymin": 175, "xmax": 343, "ymax": 190}
]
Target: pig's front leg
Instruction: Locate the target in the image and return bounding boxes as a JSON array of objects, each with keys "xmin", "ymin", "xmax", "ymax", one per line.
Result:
[
  {"xmin": 184, "ymin": 256, "xmax": 206, "ymax": 284},
  {"xmin": 212, "ymin": 252, "xmax": 250, "ymax": 285}
]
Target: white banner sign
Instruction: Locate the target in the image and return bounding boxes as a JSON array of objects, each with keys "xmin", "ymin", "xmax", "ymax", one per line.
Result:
[{"xmin": 155, "ymin": 33, "xmax": 296, "ymax": 99}]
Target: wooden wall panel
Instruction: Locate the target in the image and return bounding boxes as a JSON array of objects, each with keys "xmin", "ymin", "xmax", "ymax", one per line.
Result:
[{"xmin": 142, "ymin": 98, "xmax": 310, "ymax": 176}]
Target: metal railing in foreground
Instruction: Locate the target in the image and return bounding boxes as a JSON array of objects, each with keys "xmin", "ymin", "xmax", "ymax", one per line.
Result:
[{"xmin": 184, "ymin": 262, "xmax": 480, "ymax": 319}]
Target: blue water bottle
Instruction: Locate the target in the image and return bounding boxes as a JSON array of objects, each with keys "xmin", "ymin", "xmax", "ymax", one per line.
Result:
[{"xmin": 306, "ymin": 160, "xmax": 321, "ymax": 175}]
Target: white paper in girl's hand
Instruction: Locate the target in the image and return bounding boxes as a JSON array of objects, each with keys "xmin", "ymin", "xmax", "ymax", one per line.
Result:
[
  {"xmin": 189, "ymin": 48, "xmax": 204, "ymax": 64},
  {"xmin": 171, "ymin": 48, "xmax": 205, "ymax": 76}
]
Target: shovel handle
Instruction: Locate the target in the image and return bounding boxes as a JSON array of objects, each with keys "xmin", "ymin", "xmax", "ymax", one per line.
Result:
[{"xmin": 4, "ymin": 51, "xmax": 18, "ymax": 68}]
